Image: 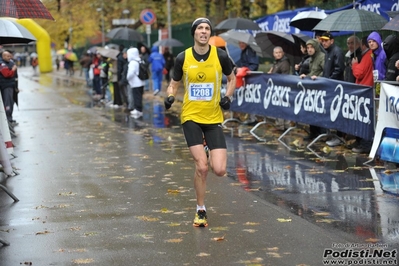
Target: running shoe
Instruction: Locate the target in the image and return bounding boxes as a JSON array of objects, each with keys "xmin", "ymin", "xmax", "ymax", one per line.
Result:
[{"xmin": 193, "ymin": 210, "xmax": 208, "ymax": 227}]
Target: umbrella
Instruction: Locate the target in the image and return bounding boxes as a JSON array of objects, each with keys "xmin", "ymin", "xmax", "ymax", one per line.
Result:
[
  {"xmin": 0, "ymin": 0, "xmax": 54, "ymax": 20},
  {"xmin": 382, "ymin": 14, "xmax": 399, "ymax": 32},
  {"xmin": 215, "ymin": 17, "xmax": 261, "ymax": 31},
  {"xmin": 313, "ymin": 9, "xmax": 388, "ymax": 32},
  {"xmin": 255, "ymin": 31, "xmax": 302, "ymax": 59},
  {"xmin": 209, "ymin": 36, "xmax": 226, "ymax": 47},
  {"xmin": 386, "ymin": 11, "xmax": 399, "ymax": 18},
  {"xmin": 0, "ymin": 18, "xmax": 36, "ymax": 45},
  {"xmin": 219, "ymin": 30, "xmax": 264, "ymax": 57},
  {"xmin": 104, "ymin": 43, "xmax": 119, "ymax": 50},
  {"xmin": 153, "ymin": 38, "xmax": 184, "ymax": 47},
  {"xmin": 106, "ymin": 27, "xmax": 144, "ymax": 42},
  {"xmin": 289, "ymin": 11, "xmax": 328, "ymax": 31},
  {"xmin": 56, "ymin": 48, "xmax": 68, "ymax": 55},
  {"xmin": 292, "ymin": 33, "xmax": 311, "ymax": 45},
  {"xmin": 64, "ymin": 52, "xmax": 78, "ymax": 62},
  {"xmin": 96, "ymin": 47, "xmax": 119, "ymax": 60}
]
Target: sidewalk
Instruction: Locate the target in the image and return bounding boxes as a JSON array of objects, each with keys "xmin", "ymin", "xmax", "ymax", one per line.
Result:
[{"xmin": 0, "ymin": 68, "xmax": 375, "ymax": 265}]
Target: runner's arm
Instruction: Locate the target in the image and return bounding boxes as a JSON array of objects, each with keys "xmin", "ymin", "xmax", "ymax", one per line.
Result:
[{"xmin": 167, "ymin": 52, "xmax": 184, "ymax": 97}]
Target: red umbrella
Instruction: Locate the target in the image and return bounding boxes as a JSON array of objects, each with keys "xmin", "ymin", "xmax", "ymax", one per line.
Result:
[{"xmin": 0, "ymin": 0, "xmax": 54, "ymax": 20}]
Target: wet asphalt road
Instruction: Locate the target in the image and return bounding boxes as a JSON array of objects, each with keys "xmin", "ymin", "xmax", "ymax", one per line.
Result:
[{"xmin": 0, "ymin": 67, "xmax": 398, "ymax": 265}]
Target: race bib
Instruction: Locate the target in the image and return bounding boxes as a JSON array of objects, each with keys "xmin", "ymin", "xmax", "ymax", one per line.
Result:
[{"xmin": 188, "ymin": 83, "xmax": 214, "ymax": 101}]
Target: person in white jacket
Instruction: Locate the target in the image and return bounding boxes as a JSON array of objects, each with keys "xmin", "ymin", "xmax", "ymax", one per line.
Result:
[{"xmin": 126, "ymin": 47, "xmax": 144, "ymax": 117}]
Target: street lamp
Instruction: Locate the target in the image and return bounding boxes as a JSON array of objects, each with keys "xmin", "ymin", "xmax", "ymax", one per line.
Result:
[{"xmin": 97, "ymin": 6, "xmax": 105, "ymax": 47}]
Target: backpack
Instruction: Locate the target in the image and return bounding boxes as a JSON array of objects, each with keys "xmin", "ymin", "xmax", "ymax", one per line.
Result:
[{"xmin": 136, "ymin": 60, "xmax": 149, "ymax": 80}]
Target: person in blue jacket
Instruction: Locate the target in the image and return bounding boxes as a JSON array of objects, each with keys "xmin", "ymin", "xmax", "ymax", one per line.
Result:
[{"xmin": 148, "ymin": 46, "xmax": 165, "ymax": 95}]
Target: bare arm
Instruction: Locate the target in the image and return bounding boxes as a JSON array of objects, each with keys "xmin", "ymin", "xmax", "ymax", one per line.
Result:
[
  {"xmin": 224, "ymin": 72, "xmax": 236, "ymax": 98},
  {"xmin": 166, "ymin": 79, "xmax": 180, "ymax": 97}
]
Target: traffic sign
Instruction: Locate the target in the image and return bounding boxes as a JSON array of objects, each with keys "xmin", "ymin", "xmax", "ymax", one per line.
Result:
[{"xmin": 140, "ymin": 9, "xmax": 156, "ymax": 25}]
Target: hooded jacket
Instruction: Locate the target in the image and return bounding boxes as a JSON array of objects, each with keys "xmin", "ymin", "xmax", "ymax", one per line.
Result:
[
  {"xmin": 306, "ymin": 39, "xmax": 325, "ymax": 77},
  {"xmin": 126, "ymin": 48, "xmax": 144, "ymax": 88},
  {"xmin": 148, "ymin": 46, "xmax": 165, "ymax": 73},
  {"xmin": 367, "ymin": 31, "xmax": 386, "ymax": 80},
  {"xmin": 383, "ymin": 34, "xmax": 399, "ymax": 81}
]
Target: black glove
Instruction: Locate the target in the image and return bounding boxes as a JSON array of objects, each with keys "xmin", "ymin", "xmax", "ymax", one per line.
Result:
[
  {"xmin": 219, "ymin": 96, "xmax": 231, "ymax": 110},
  {"xmin": 164, "ymin": 95, "xmax": 175, "ymax": 110}
]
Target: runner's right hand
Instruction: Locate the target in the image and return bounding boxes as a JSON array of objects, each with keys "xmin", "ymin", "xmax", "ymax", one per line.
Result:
[{"xmin": 164, "ymin": 95, "xmax": 175, "ymax": 110}]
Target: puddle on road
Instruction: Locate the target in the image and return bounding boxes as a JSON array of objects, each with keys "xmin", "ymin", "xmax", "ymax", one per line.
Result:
[{"xmin": 53, "ymin": 75, "xmax": 399, "ymax": 246}]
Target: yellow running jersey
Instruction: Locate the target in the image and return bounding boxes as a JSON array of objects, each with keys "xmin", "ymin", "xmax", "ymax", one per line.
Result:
[{"xmin": 181, "ymin": 46, "xmax": 223, "ymax": 124}]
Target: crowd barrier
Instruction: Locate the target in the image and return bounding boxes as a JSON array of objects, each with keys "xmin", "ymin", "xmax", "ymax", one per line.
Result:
[{"xmin": 224, "ymin": 73, "xmax": 376, "ymax": 156}]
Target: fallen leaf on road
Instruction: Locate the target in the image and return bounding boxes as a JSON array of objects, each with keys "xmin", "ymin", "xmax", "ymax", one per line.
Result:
[
  {"xmin": 36, "ymin": 230, "xmax": 52, "ymax": 235},
  {"xmin": 72, "ymin": 258, "xmax": 94, "ymax": 264},
  {"xmin": 137, "ymin": 215, "xmax": 159, "ymax": 222},
  {"xmin": 313, "ymin": 211, "xmax": 330, "ymax": 216},
  {"xmin": 243, "ymin": 229, "xmax": 257, "ymax": 233},
  {"xmin": 167, "ymin": 189, "xmax": 180, "ymax": 194},
  {"xmin": 211, "ymin": 235, "xmax": 225, "ymax": 241},
  {"xmin": 243, "ymin": 222, "xmax": 260, "ymax": 226},
  {"xmin": 277, "ymin": 218, "xmax": 292, "ymax": 222},
  {"xmin": 165, "ymin": 238, "xmax": 183, "ymax": 243},
  {"xmin": 196, "ymin": 252, "xmax": 210, "ymax": 257}
]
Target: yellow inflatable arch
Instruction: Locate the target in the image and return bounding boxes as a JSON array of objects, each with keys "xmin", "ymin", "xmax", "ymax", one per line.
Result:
[{"xmin": 16, "ymin": 19, "xmax": 52, "ymax": 73}]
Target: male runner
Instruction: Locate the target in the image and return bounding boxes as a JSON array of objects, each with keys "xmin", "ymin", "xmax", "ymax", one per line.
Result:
[{"xmin": 164, "ymin": 17, "xmax": 236, "ymax": 227}]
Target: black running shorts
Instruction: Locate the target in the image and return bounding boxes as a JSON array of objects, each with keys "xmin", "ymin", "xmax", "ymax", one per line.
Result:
[{"xmin": 182, "ymin": 121, "xmax": 226, "ymax": 150}]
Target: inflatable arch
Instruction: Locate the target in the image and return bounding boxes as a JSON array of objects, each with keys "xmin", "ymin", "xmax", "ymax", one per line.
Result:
[{"xmin": 16, "ymin": 19, "xmax": 52, "ymax": 73}]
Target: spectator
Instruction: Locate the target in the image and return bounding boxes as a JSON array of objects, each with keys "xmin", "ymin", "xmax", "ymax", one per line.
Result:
[
  {"xmin": 109, "ymin": 58, "xmax": 122, "ymax": 108},
  {"xmin": 0, "ymin": 50, "xmax": 18, "ymax": 125},
  {"xmin": 91, "ymin": 52, "xmax": 102, "ymax": 97},
  {"xmin": 79, "ymin": 51, "xmax": 93, "ymax": 87},
  {"xmin": 295, "ymin": 41, "xmax": 310, "ymax": 76},
  {"xmin": 300, "ymin": 38, "xmax": 325, "ymax": 140},
  {"xmin": 383, "ymin": 34, "xmax": 399, "ymax": 82},
  {"xmin": 31, "ymin": 56, "xmax": 38, "ymax": 75},
  {"xmin": 139, "ymin": 45, "xmax": 150, "ymax": 91},
  {"xmin": 352, "ymin": 36, "xmax": 374, "ymax": 87},
  {"xmin": 163, "ymin": 47, "xmax": 175, "ymax": 83},
  {"xmin": 119, "ymin": 48, "xmax": 129, "ymax": 109},
  {"xmin": 351, "ymin": 36, "xmax": 374, "ymax": 154},
  {"xmin": 237, "ymin": 41, "xmax": 259, "ymax": 125},
  {"xmin": 117, "ymin": 46, "xmax": 128, "ymax": 106},
  {"xmin": 319, "ymin": 32, "xmax": 345, "ymax": 147},
  {"xmin": 367, "ymin": 31, "xmax": 386, "ymax": 81},
  {"xmin": 127, "ymin": 47, "xmax": 144, "ymax": 118},
  {"xmin": 148, "ymin": 46, "xmax": 165, "ymax": 95},
  {"xmin": 268, "ymin": 46, "xmax": 291, "ymax": 131},
  {"xmin": 236, "ymin": 41, "xmax": 259, "ymax": 71},
  {"xmin": 344, "ymin": 35, "xmax": 362, "ymax": 83},
  {"xmin": 100, "ymin": 56, "xmax": 110, "ymax": 102},
  {"xmin": 300, "ymin": 38, "xmax": 325, "ymax": 80}
]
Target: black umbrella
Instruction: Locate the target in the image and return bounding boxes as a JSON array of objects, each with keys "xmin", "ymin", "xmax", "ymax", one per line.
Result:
[
  {"xmin": 292, "ymin": 33, "xmax": 311, "ymax": 46},
  {"xmin": 153, "ymin": 38, "xmax": 184, "ymax": 47},
  {"xmin": 382, "ymin": 14, "xmax": 399, "ymax": 32},
  {"xmin": 0, "ymin": 18, "xmax": 36, "ymax": 45},
  {"xmin": 106, "ymin": 27, "xmax": 144, "ymax": 42},
  {"xmin": 255, "ymin": 31, "xmax": 302, "ymax": 59},
  {"xmin": 215, "ymin": 17, "xmax": 261, "ymax": 31}
]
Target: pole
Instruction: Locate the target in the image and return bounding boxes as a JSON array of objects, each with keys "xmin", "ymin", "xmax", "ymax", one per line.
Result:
[
  {"xmin": 167, "ymin": 0, "xmax": 171, "ymax": 39},
  {"xmin": 101, "ymin": 4, "xmax": 105, "ymax": 47}
]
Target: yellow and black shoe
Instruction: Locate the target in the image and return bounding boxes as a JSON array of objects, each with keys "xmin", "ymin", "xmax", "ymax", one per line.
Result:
[{"xmin": 193, "ymin": 210, "xmax": 208, "ymax": 227}]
